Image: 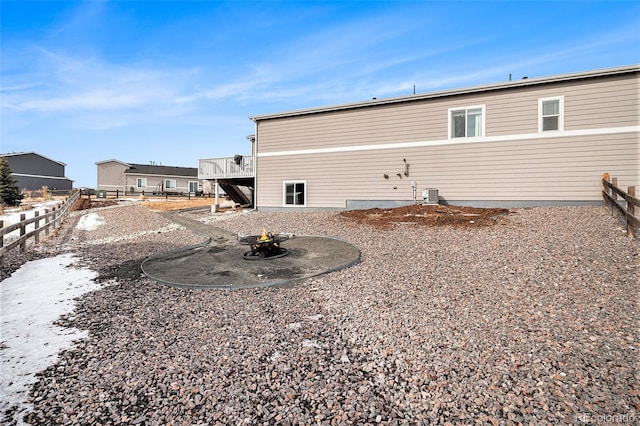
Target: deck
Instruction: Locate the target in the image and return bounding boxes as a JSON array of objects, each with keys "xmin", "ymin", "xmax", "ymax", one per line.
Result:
[{"xmin": 198, "ymin": 155, "xmax": 254, "ymax": 180}]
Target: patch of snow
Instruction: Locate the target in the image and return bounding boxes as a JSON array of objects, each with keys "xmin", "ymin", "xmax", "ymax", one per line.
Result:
[
  {"xmin": 0, "ymin": 201, "xmax": 63, "ymax": 245},
  {"xmin": 301, "ymin": 339, "xmax": 322, "ymax": 348},
  {"xmin": 305, "ymin": 314, "xmax": 324, "ymax": 321},
  {"xmin": 0, "ymin": 254, "xmax": 100, "ymax": 424},
  {"xmin": 269, "ymin": 351, "xmax": 282, "ymax": 361},
  {"xmin": 75, "ymin": 212, "xmax": 105, "ymax": 231}
]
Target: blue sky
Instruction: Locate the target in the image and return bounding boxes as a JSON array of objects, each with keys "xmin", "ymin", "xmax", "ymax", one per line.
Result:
[{"xmin": 1, "ymin": 0, "xmax": 639, "ymax": 188}]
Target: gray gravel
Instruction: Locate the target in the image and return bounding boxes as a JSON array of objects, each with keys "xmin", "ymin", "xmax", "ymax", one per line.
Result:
[{"xmin": 2, "ymin": 203, "xmax": 638, "ymax": 425}]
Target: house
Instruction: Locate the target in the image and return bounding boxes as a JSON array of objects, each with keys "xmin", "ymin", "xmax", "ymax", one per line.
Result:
[
  {"xmin": 246, "ymin": 65, "xmax": 639, "ymax": 210},
  {"xmin": 96, "ymin": 160, "xmax": 200, "ymax": 194},
  {"xmin": 0, "ymin": 152, "xmax": 74, "ymax": 191}
]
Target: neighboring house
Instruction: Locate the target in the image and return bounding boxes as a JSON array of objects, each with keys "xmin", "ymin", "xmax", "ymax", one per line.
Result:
[
  {"xmin": 248, "ymin": 65, "xmax": 639, "ymax": 210},
  {"xmin": 96, "ymin": 160, "xmax": 200, "ymax": 194},
  {"xmin": 0, "ymin": 152, "xmax": 74, "ymax": 191}
]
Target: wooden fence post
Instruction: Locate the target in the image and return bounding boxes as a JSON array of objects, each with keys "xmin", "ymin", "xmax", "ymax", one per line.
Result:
[
  {"xmin": 603, "ymin": 173, "xmax": 610, "ymax": 208},
  {"xmin": 44, "ymin": 208, "xmax": 50, "ymax": 236},
  {"xmin": 53, "ymin": 206, "xmax": 59, "ymax": 230},
  {"xmin": 611, "ymin": 177, "xmax": 618, "ymax": 216},
  {"xmin": 628, "ymin": 186, "xmax": 636, "ymax": 238},
  {"xmin": 34, "ymin": 211, "xmax": 40, "ymax": 244},
  {"xmin": 19, "ymin": 213, "xmax": 26, "ymax": 252}
]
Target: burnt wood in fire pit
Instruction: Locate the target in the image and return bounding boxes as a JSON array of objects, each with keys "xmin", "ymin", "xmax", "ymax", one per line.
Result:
[{"xmin": 238, "ymin": 231, "xmax": 290, "ymax": 260}]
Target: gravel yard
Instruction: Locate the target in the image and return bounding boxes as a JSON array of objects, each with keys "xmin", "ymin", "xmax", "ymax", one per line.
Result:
[{"xmin": 1, "ymin": 203, "xmax": 638, "ymax": 425}]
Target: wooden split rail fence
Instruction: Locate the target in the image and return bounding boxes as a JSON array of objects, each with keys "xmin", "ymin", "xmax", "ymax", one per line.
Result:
[
  {"xmin": 0, "ymin": 189, "xmax": 81, "ymax": 260},
  {"xmin": 602, "ymin": 173, "xmax": 639, "ymax": 239}
]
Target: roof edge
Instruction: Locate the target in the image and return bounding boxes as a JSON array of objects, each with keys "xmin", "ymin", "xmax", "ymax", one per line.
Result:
[
  {"xmin": 95, "ymin": 159, "xmax": 131, "ymax": 167},
  {"xmin": 1, "ymin": 151, "xmax": 67, "ymax": 167},
  {"xmin": 249, "ymin": 64, "xmax": 639, "ymax": 121},
  {"xmin": 127, "ymin": 163, "xmax": 197, "ymax": 170}
]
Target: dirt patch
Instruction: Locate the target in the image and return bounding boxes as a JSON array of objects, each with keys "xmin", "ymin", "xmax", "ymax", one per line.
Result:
[
  {"xmin": 96, "ymin": 258, "xmax": 146, "ymax": 282},
  {"xmin": 141, "ymin": 198, "xmax": 221, "ymax": 211},
  {"xmin": 339, "ymin": 204, "xmax": 510, "ymax": 229},
  {"xmin": 71, "ymin": 198, "xmax": 119, "ymax": 211}
]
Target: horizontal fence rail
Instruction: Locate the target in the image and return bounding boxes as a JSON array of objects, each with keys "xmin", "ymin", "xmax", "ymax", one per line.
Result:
[
  {"xmin": 91, "ymin": 189, "xmax": 221, "ymax": 200},
  {"xmin": 602, "ymin": 173, "xmax": 639, "ymax": 238},
  {"xmin": 0, "ymin": 189, "xmax": 81, "ymax": 259}
]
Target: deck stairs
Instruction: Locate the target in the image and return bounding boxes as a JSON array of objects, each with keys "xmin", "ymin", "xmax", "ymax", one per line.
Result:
[{"xmin": 219, "ymin": 180, "xmax": 253, "ymax": 207}]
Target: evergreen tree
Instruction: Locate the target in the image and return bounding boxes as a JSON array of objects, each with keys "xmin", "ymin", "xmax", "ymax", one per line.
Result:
[{"xmin": 0, "ymin": 157, "xmax": 24, "ymax": 206}]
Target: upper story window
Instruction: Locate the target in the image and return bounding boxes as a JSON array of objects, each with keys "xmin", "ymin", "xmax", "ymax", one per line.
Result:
[
  {"xmin": 283, "ymin": 181, "xmax": 306, "ymax": 207},
  {"xmin": 136, "ymin": 178, "xmax": 147, "ymax": 188},
  {"xmin": 539, "ymin": 96, "xmax": 564, "ymax": 132},
  {"xmin": 449, "ymin": 105, "xmax": 485, "ymax": 139}
]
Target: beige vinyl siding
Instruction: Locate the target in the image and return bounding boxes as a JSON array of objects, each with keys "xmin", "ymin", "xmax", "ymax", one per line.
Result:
[
  {"xmin": 564, "ymin": 76, "xmax": 638, "ymax": 130},
  {"xmin": 97, "ymin": 161, "xmax": 199, "ymax": 193},
  {"xmin": 255, "ymin": 70, "xmax": 639, "ymax": 209},
  {"xmin": 257, "ymin": 74, "xmax": 638, "ymax": 155},
  {"xmin": 124, "ymin": 174, "xmax": 197, "ymax": 193},
  {"xmin": 256, "ymin": 132, "xmax": 638, "ymax": 208},
  {"xmin": 96, "ymin": 161, "xmax": 128, "ymax": 191}
]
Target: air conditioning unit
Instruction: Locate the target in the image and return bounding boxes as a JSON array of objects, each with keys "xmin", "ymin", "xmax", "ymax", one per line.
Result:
[{"xmin": 422, "ymin": 188, "xmax": 439, "ymax": 204}]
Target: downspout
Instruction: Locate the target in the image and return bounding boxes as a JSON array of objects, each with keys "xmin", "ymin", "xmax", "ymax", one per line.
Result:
[{"xmin": 251, "ymin": 120, "xmax": 258, "ymax": 211}]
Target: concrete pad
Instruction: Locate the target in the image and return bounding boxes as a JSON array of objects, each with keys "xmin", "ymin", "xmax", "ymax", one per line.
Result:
[{"xmin": 141, "ymin": 211, "xmax": 360, "ymax": 289}]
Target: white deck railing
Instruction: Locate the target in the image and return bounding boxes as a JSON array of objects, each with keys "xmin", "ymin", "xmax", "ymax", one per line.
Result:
[{"xmin": 198, "ymin": 156, "xmax": 254, "ymax": 180}]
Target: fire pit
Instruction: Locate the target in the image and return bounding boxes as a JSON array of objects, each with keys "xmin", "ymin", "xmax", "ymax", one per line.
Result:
[{"xmin": 238, "ymin": 229, "xmax": 290, "ymax": 260}]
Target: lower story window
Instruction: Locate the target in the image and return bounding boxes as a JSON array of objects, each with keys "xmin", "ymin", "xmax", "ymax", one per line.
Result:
[
  {"xmin": 188, "ymin": 181, "xmax": 199, "ymax": 193},
  {"xmin": 136, "ymin": 178, "xmax": 147, "ymax": 188},
  {"xmin": 165, "ymin": 179, "xmax": 176, "ymax": 189},
  {"xmin": 284, "ymin": 181, "xmax": 306, "ymax": 206}
]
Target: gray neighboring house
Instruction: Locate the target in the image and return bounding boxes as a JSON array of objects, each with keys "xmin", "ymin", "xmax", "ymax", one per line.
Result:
[
  {"xmin": 0, "ymin": 152, "xmax": 74, "ymax": 191},
  {"xmin": 96, "ymin": 160, "xmax": 200, "ymax": 194}
]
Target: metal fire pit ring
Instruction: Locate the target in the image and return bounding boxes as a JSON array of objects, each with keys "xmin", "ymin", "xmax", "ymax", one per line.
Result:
[{"xmin": 238, "ymin": 233, "xmax": 290, "ymax": 260}]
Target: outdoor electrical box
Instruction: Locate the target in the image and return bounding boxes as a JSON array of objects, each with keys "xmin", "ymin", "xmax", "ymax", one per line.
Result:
[
  {"xmin": 97, "ymin": 190, "xmax": 107, "ymax": 199},
  {"xmin": 422, "ymin": 188, "xmax": 439, "ymax": 204}
]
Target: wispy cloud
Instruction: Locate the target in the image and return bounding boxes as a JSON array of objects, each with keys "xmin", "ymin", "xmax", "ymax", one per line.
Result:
[
  {"xmin": 171, "ymin": 10, "xmax": 429, "ymax": 105},
  {"xmin": 3, "ymin": 1, "xmax": 639, "ymax": 121},
  {"xmin": 2, "ymin": 49, "xmax": 194, "ymax": 117},
  {"xmin": 47, "ymin": 0, "xmax": 109, "ymax": 38}
]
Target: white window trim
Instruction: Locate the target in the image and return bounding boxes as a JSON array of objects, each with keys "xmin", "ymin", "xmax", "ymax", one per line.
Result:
[
  {"xmin": 188, "ymin": 181, "xmax": 199, "ymax": 193},
  {"xmin": 283, "ymin": 180, "xmax": 307, "ymax": 207},
  {"xmin": 538, "ymin": 96, "xmax": 564, "ymax": 133},
  {"xmin": 164, "ymin": 179, "xmax": 177, "ymax": 189},
  {"xmin": 136, "ymin": 178, "xmax": 147, "ymax": 188},
  {"xmin": 447, "ymin": 104, "xmax": 486, "ymax": 140}
]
